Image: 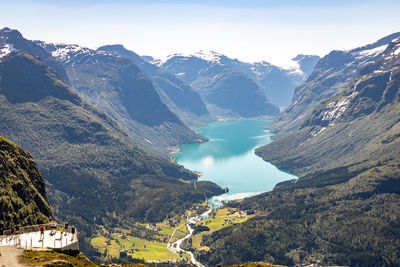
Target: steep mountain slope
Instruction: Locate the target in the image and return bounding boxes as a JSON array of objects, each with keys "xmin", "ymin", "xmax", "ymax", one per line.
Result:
[
  {"xmin": 213, "ymin": 53, "xmax": 320, "ymax": 107},
  {"xmin": 191, "ymin": 64, "xmax": 280, "ymax": 117},
  {"xmin": 270, "ymin": 32, "xmax": 400, "ymax": 133},
  {"xmin": 190, "ymin": 35, "xmax": 400, "ymax": 266},
  {"xmin": 97, "ymin": 45, "xmax": 211, "ymax": 126},
  {"xmin": 0, "ymin": 51, "xmax": 224, "ymax": 254},
  {"xmin": 156, "ymin": 51, "xmax": 319, "ymax": 107},
  {"xmin": 0, "ymin": 27, "xmax": 68, "ymax": 82},
  {"xmin": 257, "ymin": 35, "xmax": 400, "ymax": 175},
  {"xmin": 155, "ymin": 51, "xmax": 280, "ymax": 117},
  {"xmin": 33, "ymin": 40, "xmax": 205, "ymax": 156},
  {"xmin": 0, "ymin": 135, "xmax": 54, "ymax": 230}
]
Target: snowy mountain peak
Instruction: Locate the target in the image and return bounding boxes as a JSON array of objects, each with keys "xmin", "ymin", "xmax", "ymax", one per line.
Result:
[
  {"xmin": 347, "ymin": 32, "xmax": 400, "ymax": 62},
  {"xmin": 191, "ymin": 50, "xmax": 224, "ymax": 62},
  {"xmin": 35, "ymin": 41, "xmax": 112, "ymax": 64},
  {"xmin": 152, "ymin": 50, "xmax": 225, "ymax": 66},
  {"xmin": 352, "ymin": 44, "xmax": 388, "ymax": 60}
]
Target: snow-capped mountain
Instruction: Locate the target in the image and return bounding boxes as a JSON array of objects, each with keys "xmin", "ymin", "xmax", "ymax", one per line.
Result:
[
  {"xmin": 270, "ymin": 31, "xmax": 400, "ymax": 133},
  {"xmin": 154, "ymin": 50, "xmax": 319, "ymax": 107},
  {"xmin": 0, "ymin": 27, "xmax": 69, "ymax": 82},
  {"xmin": 35, "ymin": 42, "xmax": 114, "ymax": 65},
  {"xmin": 153, "ymin": 51, "xmax": 282, "ymax": 117}
]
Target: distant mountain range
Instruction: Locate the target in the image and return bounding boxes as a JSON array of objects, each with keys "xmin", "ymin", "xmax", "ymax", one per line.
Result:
[
  {"xmin": 191, "ymin": 32, "xmax": 400, "ymax": 266},
  {"xmin": 155, "ymin": 51, "xmax": 320, "ymax": 108}
]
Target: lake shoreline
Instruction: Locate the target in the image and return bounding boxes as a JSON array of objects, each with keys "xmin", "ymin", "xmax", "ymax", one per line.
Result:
[{"xmin": 173, "ymin": 119, "xmax": 297, "ymax": 203}]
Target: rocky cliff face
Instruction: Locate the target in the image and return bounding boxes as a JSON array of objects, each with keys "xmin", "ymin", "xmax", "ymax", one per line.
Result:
[
  {"xmin": 257, "ymin": 35, "xmax": 400, "ymax": 176},
  {"xmin": 0, "ymin": 135, "xmax": 53, "ymax": 229},
  {"xmin": 269, "ymin": 32, "xmax": 400, "ymax": 133}
]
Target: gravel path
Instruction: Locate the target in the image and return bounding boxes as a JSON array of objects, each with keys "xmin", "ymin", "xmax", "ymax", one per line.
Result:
[{"xmin": 0, "ymin": 246, "xmax": 26, "ymax": 267}]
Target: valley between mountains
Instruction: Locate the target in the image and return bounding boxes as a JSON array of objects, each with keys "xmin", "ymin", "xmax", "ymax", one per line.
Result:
[{"xmin": 0, "ymin": 26, "xmax": 399, "ymax": 267}]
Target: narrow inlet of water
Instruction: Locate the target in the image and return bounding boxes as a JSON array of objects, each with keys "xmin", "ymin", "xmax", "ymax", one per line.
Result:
[{"xmin": 173, "ymin": 119, "xmax": 297, "ymax": 207}]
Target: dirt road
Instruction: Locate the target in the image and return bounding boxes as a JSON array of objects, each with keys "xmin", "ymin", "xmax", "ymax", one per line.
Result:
[{"xmin": 0, "ymin": 246, "xmax": 26, "ymax": 267}]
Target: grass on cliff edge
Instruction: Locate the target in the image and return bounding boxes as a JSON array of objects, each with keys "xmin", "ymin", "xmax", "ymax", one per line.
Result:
[
  {"xmin": 21, "ymin": 250, "xmax": 99, "ymax": 266},
  {"xmin": 21, "ymin": 250, "xmax": 151, "ymax": 266}
]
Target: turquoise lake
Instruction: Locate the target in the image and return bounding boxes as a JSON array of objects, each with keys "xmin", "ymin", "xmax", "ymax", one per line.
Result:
[{"xmin": 173, "ymin": 119, "xmax": 297, "ymax": 205}]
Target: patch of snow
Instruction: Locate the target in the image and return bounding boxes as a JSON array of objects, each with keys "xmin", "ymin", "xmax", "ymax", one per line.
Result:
[
  {"xmin": 354, "ymin": 44, "xmax": 388, "ymax": 59},
  {"xmin": 0, "ymin": 43, "xmax": 16, "ymax": 59},
  {"xmin": 311, "ymin": 127, "xmax": 326, "ymax": 137},
  {"xmin": 321, "ymin": 91, "xmax": 358, "ymax": 125},
  {"xmin": 153, "ymin": 50, "xmax": 223, "ymax": 66},
  {"xmin": 383, "ymin": 42, "xmax": 400, "ymax": 61},
  {"xmin": 49, "ymin": 43, "xmax": 112, "ymax": 64},
  {"xmin": 192, "ymin": 50, "xmax": 223, "ymax": 62},
  {"xmin": 51, "ymin": 44, "xmax": 81, "ymax": 62},
  {"xmin": 393, "ymin": 46, "xmax": 400, "ymax": 56}
]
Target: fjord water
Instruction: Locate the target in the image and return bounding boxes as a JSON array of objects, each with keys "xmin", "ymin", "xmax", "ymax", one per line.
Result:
[{"xmin": 174, "ymin": 119, "xmax": 297, "ymax": 205}]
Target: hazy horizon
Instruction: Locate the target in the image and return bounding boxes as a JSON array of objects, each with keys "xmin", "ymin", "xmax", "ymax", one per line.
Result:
[{"xmin": 1, "ymin": 0, "xmax": 399, "ymax": 66}]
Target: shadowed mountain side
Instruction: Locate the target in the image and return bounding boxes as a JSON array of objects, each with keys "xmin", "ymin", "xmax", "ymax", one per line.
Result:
[
  {"xmin": 192, "ymin": 65, "xmax": 280, "ymax": 117},
  {"xmin": 33, "ymin": 40, "xmax": 205, "ymax": 157},
  {"xmin": 0, "ymin": 27, "xmax": 68, "ymax": 82},
  {"xmin": 156, "ymin": 51, "xmax": 319, "ymax": 107},
  {"xmin": 97, "ymin": 45, "xmax": 211, "ymax": 126}
]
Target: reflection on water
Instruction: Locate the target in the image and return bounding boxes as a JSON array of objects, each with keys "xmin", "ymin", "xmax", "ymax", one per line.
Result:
[{"xmin": 174, "ymin": 119, "xmax": 297, "ymax": 202}]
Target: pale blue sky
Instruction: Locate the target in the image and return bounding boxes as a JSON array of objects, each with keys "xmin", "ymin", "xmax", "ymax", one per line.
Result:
[{"xmin": 1, "ymin": 0, "xmax": 399, "ymax": 66}]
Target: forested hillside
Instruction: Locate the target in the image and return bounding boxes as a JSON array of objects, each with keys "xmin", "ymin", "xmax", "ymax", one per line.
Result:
[{"xmin": 0, "ymin": 135, "xmax": 53, "ymax": 229}]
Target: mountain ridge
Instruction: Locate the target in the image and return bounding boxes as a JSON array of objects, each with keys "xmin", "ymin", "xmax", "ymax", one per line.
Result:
[
  {"xmin": 268, "ymin": 31, "xmax": 400, "ymax": 133},
  {"xmin": 155, "ymin": 50, "xmax": 319, "ymax": 107},
  {"xmin": 34, "ymin": 39, "xmax": 205, "ymax": 156},
  {"xmin": 97, "ymin": 44, "xmax": 211, "ymax": 127}
]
